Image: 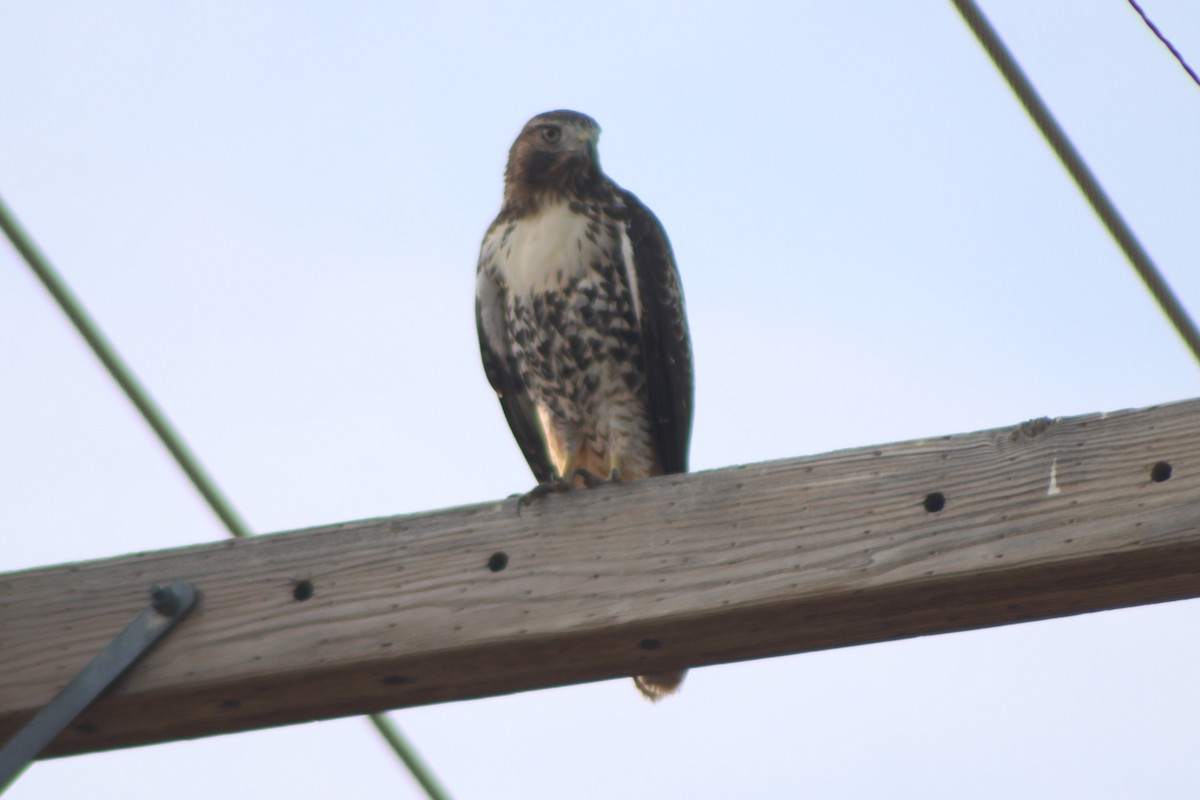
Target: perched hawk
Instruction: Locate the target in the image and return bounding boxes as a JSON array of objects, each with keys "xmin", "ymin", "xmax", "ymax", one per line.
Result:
[{"xmin": 475, "ymin": 110, "xmax": 694, "ymax": 700}]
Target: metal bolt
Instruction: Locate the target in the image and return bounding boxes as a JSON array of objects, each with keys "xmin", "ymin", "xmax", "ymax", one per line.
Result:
[{"xmin": 150, "ymin": 584, "xmax": 180, "ymax": 616}]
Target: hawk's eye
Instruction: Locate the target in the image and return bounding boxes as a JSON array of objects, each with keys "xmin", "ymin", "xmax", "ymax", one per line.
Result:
[{"xmin": 540, "ymin": 126, "xmax": 562, "ymax": 144}]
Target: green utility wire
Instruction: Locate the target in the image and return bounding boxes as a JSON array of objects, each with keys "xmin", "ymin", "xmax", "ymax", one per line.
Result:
[
  {"xmin": 370, "ymin": 715, "xmax": 454, "ymax": 800},
  {"xmin": 0, "ymin": 196, "xmax": 254, "ymax": 540},
  {"xmin": 0, "ymin": 193, "xmax": 453, "ymax": 800},
  {"xmin": 951, "ymin": 0, "xmax": 1200, "ymax": 369}
]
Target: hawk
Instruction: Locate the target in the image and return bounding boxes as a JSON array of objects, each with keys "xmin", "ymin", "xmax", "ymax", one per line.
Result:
[{"xmin": 475, "ymin": 110, "xmax": 694, "ymax": 700}]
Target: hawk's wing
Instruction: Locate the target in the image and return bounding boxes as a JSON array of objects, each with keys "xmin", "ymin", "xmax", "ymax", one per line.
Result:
[
  {"xmin": 621, "ymin": 190, "xmax": 694, "ymax": 475},
  {"xmin": 476, "ymin": 251, "xmax": 556, "ymax": 484}
]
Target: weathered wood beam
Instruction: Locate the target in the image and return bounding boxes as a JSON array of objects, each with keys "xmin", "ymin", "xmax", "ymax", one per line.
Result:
[{"xmin": 2, "ymin": 399, "xmax": 1198, "ymax": 757}]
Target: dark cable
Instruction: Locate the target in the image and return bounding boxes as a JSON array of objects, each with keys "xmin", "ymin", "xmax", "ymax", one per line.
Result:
[
  {"xmin": 1127, "ymin": 0, "xmax": 1200, "ymax": 90},
  {"xmin": 950, "ymin": 0, "xmax": 1200, "ymax": 367}
]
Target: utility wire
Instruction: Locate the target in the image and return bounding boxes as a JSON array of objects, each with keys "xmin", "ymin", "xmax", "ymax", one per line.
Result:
[
  {"xmin": 1127, "ymin": 0, "xmax": 1200, "ymax": 90},
  {"xmin": 950, "ymin": 0, "xmax": 1200, "ymax": 369},
  {"xmin": 370, "ymin": 715, "xmax": 454, "ymax": 800},
  {"xmin": 0, "ymin": 193, "xmax": 453, "ymax": 800},
  {"xmin": 0, "ymin": 196, "xmax": 254, "ymax": 541}
]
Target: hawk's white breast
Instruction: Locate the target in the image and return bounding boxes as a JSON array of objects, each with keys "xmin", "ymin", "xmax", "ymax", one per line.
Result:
[{"xmin": 485, "ymin": 201, "xmax": 593, "ymax": 295}]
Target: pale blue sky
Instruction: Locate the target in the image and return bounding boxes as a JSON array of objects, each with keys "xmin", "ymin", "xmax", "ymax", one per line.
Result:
[{"xmin": 3, "ymin": 1, "xmax": 1200, "ymax": 798}]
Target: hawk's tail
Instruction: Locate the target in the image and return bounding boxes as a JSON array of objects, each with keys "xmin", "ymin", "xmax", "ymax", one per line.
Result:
[{"xmin": 632, "ymin": 669, "xmax": 687, "ymax": 702}]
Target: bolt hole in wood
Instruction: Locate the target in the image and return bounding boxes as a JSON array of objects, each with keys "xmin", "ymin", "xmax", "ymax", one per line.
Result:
[
  {"xmin": 923, "ymin": 492, "xmax": 946, "ymax": 513},
  {"xmin": 487, "ymin": 551, "xmax": 509, "ymax": 572},
  {"xmin": 292, "ymin": 579, "xmax": 314, "ymax": 601},
  {"xmin": 638, "ymin": 638, "xmax": 662, "ymax": 650},
  {"xmin": 1151, "ymin": 461, "xmax": 1173, "ymax": 483}
]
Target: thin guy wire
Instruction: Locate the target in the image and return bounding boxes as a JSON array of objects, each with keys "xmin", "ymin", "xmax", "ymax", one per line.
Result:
[
  {"xmin": 0, "ymin": 194, "xmax": 254, "ymax": 540},
  {"xmin": 369, "ymin": 715, "xmax": 454, "ymax": 800},
  {"xmin": 1127, "ymin": 0, "xmax": 1200, "ymax": 90},
  {"xmin": 0, "ymin": 193, "xmax": 452, "ymax": 800},
  {"xmin": 950, "ymin": 0, "xmax": 1200, "ymax": 369}
]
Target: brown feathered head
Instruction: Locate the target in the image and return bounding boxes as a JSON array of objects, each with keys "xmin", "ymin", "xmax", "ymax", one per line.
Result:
[{"xmin": 503, "ymin": 110, "xmax": 604, "ymax": 211}]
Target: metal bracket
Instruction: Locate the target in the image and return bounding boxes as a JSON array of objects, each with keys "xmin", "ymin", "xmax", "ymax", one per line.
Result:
[{"xmin": 0, "ymin": 580, "xmax": 198, "ymax": 793}]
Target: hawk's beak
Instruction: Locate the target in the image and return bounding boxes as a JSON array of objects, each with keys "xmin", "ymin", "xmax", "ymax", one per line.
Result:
[{"xmin": 576, "ymin": 128, "xmax": 599, "ymax": 163}]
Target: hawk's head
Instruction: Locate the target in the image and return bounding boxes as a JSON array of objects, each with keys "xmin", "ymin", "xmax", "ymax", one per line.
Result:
[{"xmin": 504, "ymin": 110, "xmax": 604, "ymax": 211}]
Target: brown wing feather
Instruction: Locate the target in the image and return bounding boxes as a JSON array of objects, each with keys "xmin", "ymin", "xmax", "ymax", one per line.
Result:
[{"xmin": 621, "ymin": 190, "xmax": 693, "ymax": 475}]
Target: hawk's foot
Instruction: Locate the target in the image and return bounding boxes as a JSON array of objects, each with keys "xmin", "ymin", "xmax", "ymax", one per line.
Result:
[
  {"xmin": 570, "ymin": 468, "xmax": 610, "ymax": 488},
  {"xmin": 517, "ymin": 477, "xmax": 570, "ymax": 510}
]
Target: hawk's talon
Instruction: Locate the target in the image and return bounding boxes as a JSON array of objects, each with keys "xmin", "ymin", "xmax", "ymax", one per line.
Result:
[
  {"xmin": 570, "ymin": 468, "xmax": 608, "ymax": 488},
  {"xmin": 517, "ymin": 477, "xmax": 570, "ymax": 510}
]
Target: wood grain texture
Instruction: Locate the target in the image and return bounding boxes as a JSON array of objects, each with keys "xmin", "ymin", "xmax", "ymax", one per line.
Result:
[{"xmin": 2, "ymin": 399, "xmax": 1198, "ymax": 757}]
